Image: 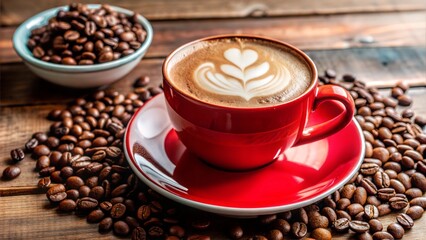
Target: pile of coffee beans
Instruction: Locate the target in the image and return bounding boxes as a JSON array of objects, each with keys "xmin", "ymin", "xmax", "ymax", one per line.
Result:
[
  {"xmin": 27, "ymin": 3, "xmax": 147, "ymax": 65},
  {"xmin": 3, "ymin": 72, "xmax": 426, "ymax": 239}
]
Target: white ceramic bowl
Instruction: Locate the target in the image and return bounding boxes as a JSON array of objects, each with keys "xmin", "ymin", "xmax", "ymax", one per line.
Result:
[{"xmin": 13, "ymin": 4, "xmax": 153, "ymax": 88}]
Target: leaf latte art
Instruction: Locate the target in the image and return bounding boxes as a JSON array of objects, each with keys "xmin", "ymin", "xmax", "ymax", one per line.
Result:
[{"xmin": 194, "ymin": 48, "xmax": 291, "ymax": 101}]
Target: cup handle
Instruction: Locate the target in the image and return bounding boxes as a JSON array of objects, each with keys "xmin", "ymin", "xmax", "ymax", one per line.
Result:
[{"xmin": 294, "ymin": 84, "xmax": 355, "ymax": 146}]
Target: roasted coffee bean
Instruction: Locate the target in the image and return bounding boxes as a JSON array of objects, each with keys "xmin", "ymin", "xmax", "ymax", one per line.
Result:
[
  {"xmin": 337, "ymin": 210, "xmax": 352, "ymax": 220},
  {"xmin": 410, "ymin": 197, "xmax": 426, "ymax": 208},
  {"xmin": 378, "ymin": 204, "xmax": 392, "ymax": 216},
  {"xmin": 341, "ymin": 184, "xmax": 356, "ymax": 198},
  {"xmin": 349, "ymin": 220, "xmax": 370, "ymax": 233},
  {"xmin": 361, "ymin": 178, "xmax": 378, "ymax": 195},
  {"xmin": 406, "ymin": 205, "xmax": 424, "ymax": 220},
  {"xmin": 309, "ymin": 214, "xmax": 329, "ymax": 229},
  {"xmin": 110, "ymin": 203, "xmax": 126, "ymax": 218},
  {"xmin": 377, "ymin": 188, "xmax": 396, "ymax": 201},
  {"xmin": 132, "ymin": 227, "xmax": 146, "ymax": 240},
  {"xmin": 58, "ymin": 199, "xmax": 77, "ymax": 212},
  {"xmin": 66, "ymin": 189, "xmax": 79, "ymax": 200},
  {"xmin": 2, "ymin": 166, "xmax": 21, "ymax": 180},
  {"xmin": 87, "ymin": 209, "xmax": 105, "ymax": 223},
  {"xmin": 369, "ymin": 219, "xmax": 383, "ymax": 233},
  {"xmin": 77, "ymin": 197, "xmax": 98, "ymax": 210},
  {"xmin": 411, "ymin": 172, "xmax": 426, "ymax": 191},
  {"xmin": 46, "ymin": 184, "xmax": 67, "ymax": 202},
  {"xmin": 89, "ymin": 186, "xmax": 105, "ymax": 200},
  {"xmin": 137, "ymin": 205, "xmax": 151, "ymax": 221},
  {"xmin": 38, "ymin": 177, "xmax": 51, "ymax": 189},
  {"xmin": 148, "ymin": 226, "xmax": 164, "ymax": 238},
  {"xmin": 347, "ymin": 203, "xmax": 364, "ymax": 216},
  {"xmin": 390, "ymin": 179, "xmax": 406, "ymax": 194},
  {"xmin": 374, "ymin": 171, "xmax": 390, "ymax": 188},
  {"xmin": 372, "ymin": 231, "xmax": 395, "ymax": 240},
  {"xmin": 333, "ymin": 218, "xmax": 350, "ymax": 232},
  {"xmin": 364, "ymin": 204, "xmax": 379, "ymax": 220},
  {"xmin": 10, "ymin": 148, "xmax": 25, "ymax": 161},
  {"xmin": 321, "ymin": 207, "xmax": 337, "ymax": 223},
  {"xmin": 291, "ymin": 222, "xmax": 307, "ymax": 238},
  {"xmin": 66, "ymin": 176, "xmax": 85, "ymax": 189},
  {"xmin": 405, "ymin": 188, "xmax": 423, "ymax": 199},
  {"xmin": 396, "ymin": 213, "xmax": 414, "ymax": 229},
  {"xmin": 310, "ymin": 228, "xmax": 331, "ymax": 240},
  {"xmin": 387, "ymin": 223, "xmax": 404, "ymax": 239},
  {"xmin": 389, "ymin": 195, "xmax": 408, "ymax": 210},
  {"xmin": 99, "ymin": 217, "xmax": 113, "ymax": 232},
  {"xmin": 271, "ymin": 219, "xmax": 290, "ymax": 235}
]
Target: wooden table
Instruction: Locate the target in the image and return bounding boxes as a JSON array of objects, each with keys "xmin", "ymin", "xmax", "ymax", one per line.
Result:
[{"xmin": 1, "ymin": 0, "xmax": 425, "ymax": 239}]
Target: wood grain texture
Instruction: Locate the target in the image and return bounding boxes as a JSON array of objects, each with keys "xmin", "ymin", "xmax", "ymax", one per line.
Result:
[
  {"xmin": 1, "ymin": 47, "xmax": 425, "ymax": 107},
  {"xmin": 1, "ymin": 0, "xmax": 426, "ymax": 26},
  {"xmin": 2, "ymin": 11, "xmax": 426, "ymax": 64},
  {"xmin": 0, "ymin": 194, "xmax": 425, "ymax": 239}
]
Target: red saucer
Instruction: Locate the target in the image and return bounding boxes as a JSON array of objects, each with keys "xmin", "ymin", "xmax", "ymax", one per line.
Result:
[{"xmin": 124, "ymin": 94, "xmax": 364, "ymax": 217}]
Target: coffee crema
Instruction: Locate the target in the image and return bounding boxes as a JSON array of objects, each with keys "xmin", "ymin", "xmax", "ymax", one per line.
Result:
[{"xmin": 167, "ymin": 37, "xmax": 312, "ymax": 107}]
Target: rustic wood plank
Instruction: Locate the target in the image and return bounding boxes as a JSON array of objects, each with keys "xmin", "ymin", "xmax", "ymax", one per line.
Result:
[
  {"xmin": 1, "ymin": 0, "xmax": 425, "ymax": 26},
  {"xmin": 2, "ymin": 11, "xmax": 426, "ymax": 64},
  {"xmin": 1, "ymin": 88, "xmax": 425, "ymax": 190},
  {"xmin": 0, "ymin": 194, "xmax": 425, "ymax": 239},
  {"xmin": 1, "ymin": 47, "xmax": 425, "ymax": 107}
]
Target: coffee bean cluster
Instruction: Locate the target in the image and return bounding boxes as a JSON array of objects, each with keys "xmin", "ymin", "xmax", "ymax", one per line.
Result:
[
  {"xmin": 3, "ymin": 73, "xmax": 426, "ymax": 239},
  {"xmin": 27, "ymin": 3, "xmax": 147, "ymax": 65}
]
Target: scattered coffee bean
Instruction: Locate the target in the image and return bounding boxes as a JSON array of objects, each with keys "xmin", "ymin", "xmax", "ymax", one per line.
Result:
[
  {"xmin": 2, "ymin": 166, "xmax": 21, "ymax": 180},
  {"xmin": 396, "ymin": 213, "xmax": 414, "ymax": 229},
  {"xmin": 10, "ymin": 148, "xmax": 25, "ymax": 161},
  {"xmin": 349, "ymin": 220, "xmax": 370, "ymax": 233},
  {"xmin": 333, "ymin": 218, "xmax": 350, "ymax": 232},
  {"xmin": 310, "ymin": 228, "xmax": 331, "ymax": 240},
  {"xmin": 291, "ymin": 222, "xmax": 307, "ymax": 238},
  {"xmin": 387, "ymin": 223, "xmax": 404, "ymax": 239},
  {"xmin": 372, "ymin": 231, "xmax": 395, "ymax": 240},
  {"xmin": 406, "ymin": 205, "xmax": 424, "ymax": 220}
]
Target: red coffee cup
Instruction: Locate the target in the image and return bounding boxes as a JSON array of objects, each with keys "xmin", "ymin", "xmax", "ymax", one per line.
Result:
[{"xmin": 162, "ymin": 35, "xmax": 355, "ymax": 171}]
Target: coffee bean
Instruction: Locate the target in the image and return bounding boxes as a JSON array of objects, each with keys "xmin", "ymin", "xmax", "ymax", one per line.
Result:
[
  {"xmin": 333, "ymin": 218, "xmax": 350, "ymax": 232},
  {"xmin": 406, "ymin": 205, "xmax": 424, "ymax": 220},
  {"xmin": 310, "ymin": 228, "xmax": 331, "ymax": 240},
  {"xmin": 397, "ymin": 95, "xmax": 412, "ymax": 106},
  {"xmin": 374, "ymin": 171, "xmax": 390, "ymax": 188},
  {"xmin": 349, "ymin": 220, "xmax": 370, "ymax": 233},
  {"xmin": 10, "ymin": 148, "xmax": 25, "ymax": 161},
  {"xmin": 66, "ymin": 176, "xmax": 85, "ymax": 189},
  {"xmin": 341, "ymin": 184, "xmax": 356, "ymax": 198},
  {"xmin": 38, "ymin": 177, "xmax": 51, "ymax": 189},
  {"xmin": 99, "ymin": 217, "xmax": 113, "ymax": 232},
  {"xmin": 58, "ymin": 199, "xmax": 77, "ymax": 212},
  {"xmin": 390, "ymin": 179, "xmax": 406, "ymax": 194},
  {"xmin": 291, "ymin": 222, "xmax": 307, "ymax": 238},
  {"xmin": 369, "ymin": 219, "xmax": 383, "ymax": 233},
  {"xmin": 364, "ymin": 204, "xmax": 379, "ymax": 219},
  {"xmin": 77, "ymin": 197, "xmax": 98, "ymax": 210},
  {"xmin": 33, "ymin": 144, "xmax": 50, "ymax": 157},
  {"xmin": 361, "ymin": 178, "xmax": 378, "ymax": 195},
  {"xmin": 271, "ymin": 218, "xmax": 290, "ymax": 235},
  {"xmin": 132, "ymin": 227, "xmax": 147, "ymax": 240},
  {"xmin": 396, "ymin": 213, "xmax": 414, "ymax": 229},
  {"xmin": 389, "ymin": 195, "xmax": 408, "ymax": 210},
  {"xmin": 309, "ymin": 214, "xmax": 329, "ymax": 229},
  {"xmin": 377, "ymin": 188, "xmax": 396, "ymax": 201},
  {"xmin": 405, "ymin": 188, "xmax": 423, "ymax": 199},
  {"xmin": 378, "ymin": 204, "xmax": 392, "ymax": 216},
  {"xmin": 387, "ymin": 223, "xmax": 404, "ymax": 239},
  {"xmin": 47, "ymin": 184, "xmax": 67, "ymax": 202},
  {"xmin": 87, "ymin": 209, "xmax": 105, "ymax": 223},
  {"xmin": 410, "ymin": 197, "xmax": 426, "ymax": 208},
  {"xmin": 411, "ymin": 172, "xmax": 426, "ymax": 191},
  {"xmin": 2, "ymin": 166, "xmax": 21, "ymax": 180},
  {"xmin": 347, "ymin": 203, "xmax": 364, "ymax": 216},
  {"xmin": 372, "ymin": 231, "xmax": 396, "ymax": 240}
]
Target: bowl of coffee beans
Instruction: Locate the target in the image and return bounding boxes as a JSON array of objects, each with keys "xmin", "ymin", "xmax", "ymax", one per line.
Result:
[{"xmin": 13, "ymin": 3, "xmax": 153, "ymax": 88}]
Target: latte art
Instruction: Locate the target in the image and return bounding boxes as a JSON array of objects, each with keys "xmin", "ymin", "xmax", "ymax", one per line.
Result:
[
  {"xmin": 194, "ymin": 48, "xmax": 291, "ymax": 101},
  {"xmin": 167, "ymin": 37, "xmax": 312, "ymax": 107}
]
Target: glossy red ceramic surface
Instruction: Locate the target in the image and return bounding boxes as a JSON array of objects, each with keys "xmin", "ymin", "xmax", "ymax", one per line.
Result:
[
  {"xmin": 125, "ymin": 94, "xmax": 364, "ymax": 216},
  {"xmin": 162, "ymin": 34, "xmax": 355, "ymax": 170}
]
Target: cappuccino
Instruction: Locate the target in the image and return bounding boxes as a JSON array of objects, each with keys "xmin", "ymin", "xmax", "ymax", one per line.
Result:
[{"xmin": 167, "ymin": 37, "xmax": 312, "ymax": 107}]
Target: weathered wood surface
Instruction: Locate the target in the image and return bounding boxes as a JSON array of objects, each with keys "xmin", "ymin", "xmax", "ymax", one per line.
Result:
[
  {"xmin": 1, "ymin": 0, "xmax": 425, "ymax": 239},
  {"xmin": 1, "ymin": 0, "xmax": 425, "ymax": 26},
  {"xmin": 1, "ymin": 47, "xmax": 425, "ymax": 107},
  {"xmin": 1, "ymin": 11, "xmax": 425, "ymax": 64}
]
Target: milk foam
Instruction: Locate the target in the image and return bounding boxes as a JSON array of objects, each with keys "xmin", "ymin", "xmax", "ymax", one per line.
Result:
[
  {"xmin": 194, "ymin": 47, "xmax": 291, "ymax": 101},
  {"xmin": 168, "ymin": 37, "xmax": 312, "ymax": 107}
]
